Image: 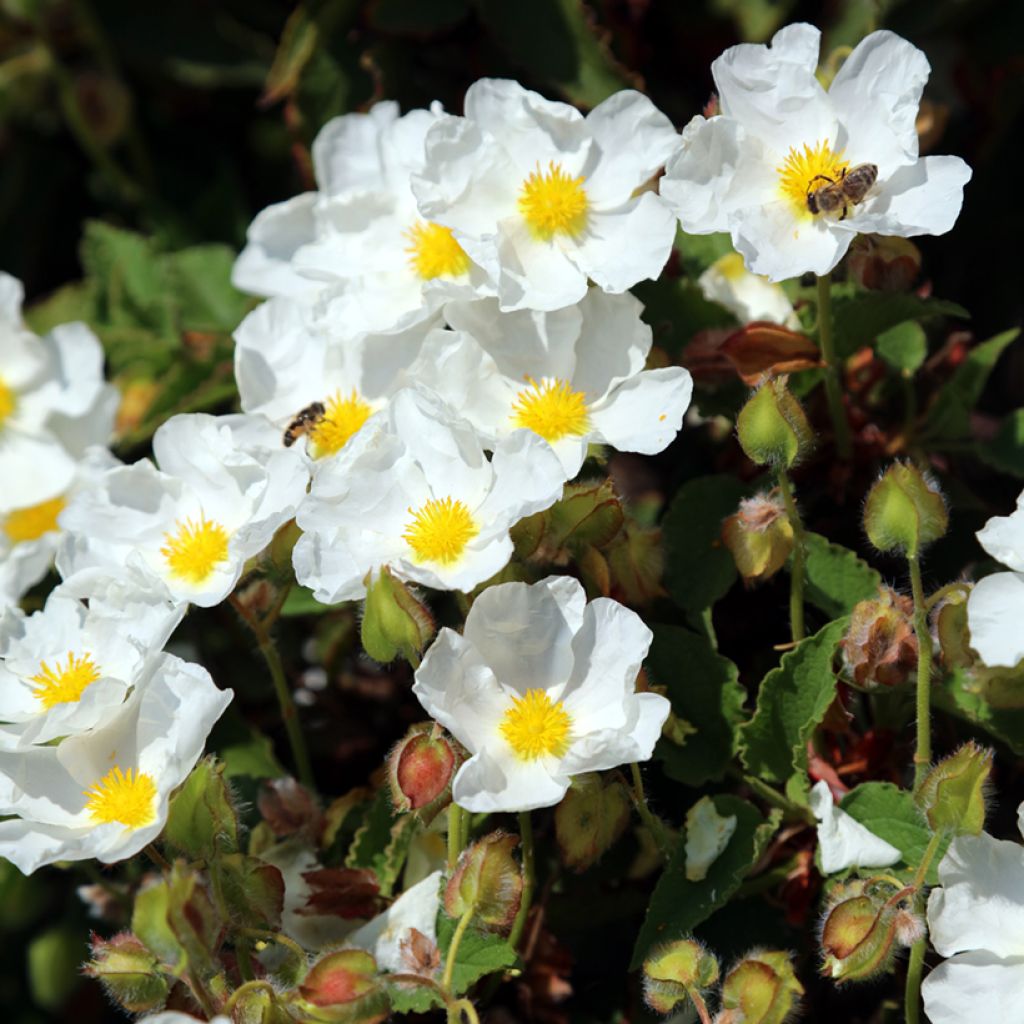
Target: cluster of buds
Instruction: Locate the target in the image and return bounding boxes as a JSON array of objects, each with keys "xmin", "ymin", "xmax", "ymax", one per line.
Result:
[
  {"xmin": 722, "ymin": 492, "xmax": 794, "ymax": 585},
  {"xmin": 841, "ymin": 587, "xmax": 918, "ymax": 689}
]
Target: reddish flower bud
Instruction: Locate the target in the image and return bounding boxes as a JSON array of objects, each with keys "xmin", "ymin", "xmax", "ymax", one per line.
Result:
[
  {"xmin": 841, "ymin": 587, "xmax": 918, "ymax": 690},
  {"xmin": 299, "ymin": 950, "xmax": 389, "ymax": 1023},
  {"xmin": 387, "ymin": 723, "xmax": 462, "ymax": 824}
]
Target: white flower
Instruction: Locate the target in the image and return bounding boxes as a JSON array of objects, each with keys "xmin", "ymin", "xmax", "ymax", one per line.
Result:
[
  {"xmin": 967, "ymin": 489, "xmax": 1024, "ymax": 667},
  {"xmin": 58, "ymin": 413, "xmax": 309, "ymax": 608},
  {"xmin": 0, "ymin": 272, "xmax": 117, "ymax": 513},
  {"xmin": 234, "ymin": 102, "xmax": 489, "ymax": 334},
  {"xmin": 661, "ymin": 25, "xmax": 972, "ymax": 282},
  {"xmin": 0, "ymin": 651, "xmax": 231, "ymax": 872},
  {"xmin": 234, "ymin": 296, "xmax": 439, "ymax": 461},
  {"xmin": 697, "ymin": 252, "xmax": 800, "ymax": 327},
  {"xmin": 412, "ymin": 575, "xmax": 670, "ymax": 813},
  {"xmin": 412, "ymin": 79, "xmax": 680, "ymax": 312},
  {"xmin": 412, "ymin": 289, "xmax": 692, "ymax": 477},
  {"xmin": 922, "ymin": 802, "xmax": 1024, "ymax": 1023},
  {"xmin": 809, "ymin": 779, "xmax": 901, "ymax": 874},
  {"xmin": 293, "ymin": 386, "xmax": 564, "ymax": 601},
  {"xmin": 0, "ymin": 569, "xmax": 183, "ymax": 749}
]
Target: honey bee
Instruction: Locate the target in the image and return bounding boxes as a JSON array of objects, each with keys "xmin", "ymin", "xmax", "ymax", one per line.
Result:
[
  {"xmin": 806, "ymin": 163, "xmax": 878, "ymax": 220},
  {"xmin": 282, "ymin": 401, "xmax": 325, "ymax": 447}
]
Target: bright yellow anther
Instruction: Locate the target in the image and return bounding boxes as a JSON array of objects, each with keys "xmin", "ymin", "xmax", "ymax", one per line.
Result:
[
  {"xmin": 161, "ymin": 515, "xmax": 230, "ymax": 584},
  {"xmin": 511, "ymin": 377, "xmax": 589, "ymax": 441},
  {"xmin": 310, "ymin": 390, "xmax": 373, "ymax": 457},
  {"xmin": 31, "ymin": 652, "xmax": 101, "ymax": 709},
  {"xmin": 405, "ymin": 221, "xmax": 471, "ymax": 280},
  {"xmin": 4, "ymin": 496, "xmax": 65, "ymax": 543},
  {"xmin": 500, "ymin": 689, "xmax": 572, "ymax": 760},
  {"xmin": 519, "ymin": 161, "xmax": 589, "ymax": 240},
  {"xmin": 0, "ymin": 378, "xmax": 14, "ymax": 426},
  {"xmin": 402, "ymin": 497, "xmax": 478, "ymax": 565},
  {"xmin": 84, "ymin": 766, "xmax": 157, "ymax": 828}
]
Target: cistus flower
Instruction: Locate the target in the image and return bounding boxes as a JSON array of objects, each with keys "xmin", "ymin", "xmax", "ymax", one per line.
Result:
[
  {"xmin": 0, "ymin": 651, "xmax": 231, "ymax": 872},
  {"xmin": 233, "ymin": 295, "xmax": 440, "ymax": 461},
  {"xmin": 698, "ymin": 252, "xmax": 800, "ymax": 328},
  {"xmin": 923, "ymin": 801, "xmax": 1024, "ymax": 1022},
  {"xmin": 233, "ymin": 101, "xmax": 490, "ymax": 334},
  {"xmin": 661, "ymin": 25, "xmax": 971, "ymax": 281},
  {"xmin": 412, "ymin": 79, "xmax": 680, "ymax": 311},
  {"xmin": 412, "ymin": 289, "xmax": 692, "ymax": 477},
  {"xmin": 967, "ymin": 487, "xmax": 1024, "ymax": 667},
  {"xmin": 810, "ymin": 780, "xmax": 900, "ymax": 874},
  {"xmin": 0, "ymin": 570, "xmax": 183, "ymax": 749},
  {"xmin": 293, "ymin": 386, "xmax": 565, "ymax": 601},
  {"xmin": 58, "ymin": 412, "xmax": 309, "ymax": 608},
  {"xmin": 411, "ymin": 576, "xmax": 670, "ymax": 812}
]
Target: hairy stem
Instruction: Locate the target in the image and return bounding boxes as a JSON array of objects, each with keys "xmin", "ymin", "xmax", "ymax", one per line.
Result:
[
  {"xmin": 908, "ymin": 554, "xmax": 933, "ymax": 788},
  {"xmin": 442, "ymin": 905, "xmax": 476, "ymax": 995},
  {"xmin": 630, "ymin": 763, "xmax": 673, "ymax": 860},
  {"xmin": 508, "ymin": 811, "xmax": 534, "ymax": 950},
  {"xmin": 447, "ymin": 802, "xmax": 464, "ymax": 871},
  {"xmin": 904, "ymin": 935, "xmax": 927, "ymax": 1024},
  {"xmin": 776, "ymin": 470, "xmax": 806, "ymax": 643},
  {"xmin": 816, "ymin": 272, "xmax": 853, "ymax": 459}
]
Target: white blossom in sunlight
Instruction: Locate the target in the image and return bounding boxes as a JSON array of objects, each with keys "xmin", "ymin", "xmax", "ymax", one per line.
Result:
[
  {"xmin": 697, "ymin": 252, "xmax": 800, "ymax": 327},
  {"xmin": 810, "ymin": 780, "xmax": 901, "ymax": 874},
  {"xmin": 294, "ymin": 386, "xmax": 564, "ymax": 601},
  {"xmin": 412, "ymin": 576, "xmax": 669, "ymax": 813},
  {"xmin": 412, "ymin": 79, "xmax": 680, "ymax": 312},
  {"xmin": 58, "ymin": 413, "xmax": 308, "ymax": 608},
  {"xmin": 661, "ymin": 26, "xmax": 971, "ymax": 281}
]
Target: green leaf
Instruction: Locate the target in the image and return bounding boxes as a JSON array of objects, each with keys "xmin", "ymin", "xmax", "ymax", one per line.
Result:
[
  {"xmin": 632, "ymin": 797, "xmax": 777, "ymax": 968},
  {"xmin": 840, "ymin": 783, "xmax": 939, "ymax": 878},
  {"xmin": 922, "ymin": 329, "xmax": 1020, "ymax": 443},
  {"xmin": 739, "ymin": 618, "xmax": 847, "ymax": 801},
  {"xmin": 803, "ymin": 533, "xmax": 881, "ymax": 619},
  {"xmin": 711, "ymin": 0, "xmax": 796, "ymax": 41},
  {"xmin": 164, "ymin": 757, "xmax": 239, "ymax": 860},
  {"xmin": 27, "ymin": 926, "xmax": 83, "ymax": 1011},
  {"xmin": 219, "ymin": 724, "xmax": 286, "ymax": 780},
  {"xmin": 369, "ymin": 0, "xmax": 471, "ymax": 32},
  {"xmin": 437, "ymin": 911, "xmax": 519, "ymax": 995},
  {"xmin": 280, "ymin": 585, "xmax": 343, "ymax": 617},
  {"xmin": 474, "ymin": 0, "xmax": 634, "ymax": 107},
  {"xmin": 24, "ymin": 282, "xmax": 97, "ymax": 335},
  {"xmin": 649, "ymin": 625, "xmax": 746, "ymax": 786},
  {"xmin": 978, "ymin": 409, "xmax": 1024, "ymax": 477},
  {"xmin": 164, "ymin": 245, "xmax": 248, "ymax": 332},
  {"xmin": 215, "ymin": 854, "xmax": 285, "ymax": 930},
  {"xmin": 132, "ymin": 881, "xmax": 186, "ymax": 975},
  {"xmin": 933, "ymin": 668, "xmax": 1024, "ymax": 756},
  {"xmin": 663, "ymin": 475, "xmax": 750, "ymax": 612},
  {"xmin": 876, "ymin": 321, "xmax": 927, "ymax": 374},
  {"xmin": 830, "ymin": 292, "xmax": 968, "ymax": 359},
  {"xmin": 344, "ymin": 787, "xmax": 417, "ymax": 897}
]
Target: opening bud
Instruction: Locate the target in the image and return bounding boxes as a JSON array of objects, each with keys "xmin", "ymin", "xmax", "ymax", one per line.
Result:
[
  {"xmin": 820, "ymin": 879, "xmax": 906, "ymax": 982},
  {"xmin": 554, "ymin": 773, "xmax": 631, "ymax": 872},
  {"xmin": 298, "ymin": 949, "xmax": 389, "ymax": 1024},
  {"xmin": 722, "ymin": 492, "xmax": 794, "ymax": 585},
  {"xmin": 719, "ymin": 950, "xmax": 804, "ymax": 1024},
  {"xmin": 387, "ymin": 723, "xmax": 462, "ymax": 824},
  {"xmin": 841, "ymin": 587, "xmax": 918, "ymax": 690},
  {"xmin": 84, "ymin": 932, "xmax": 169, "ymax": 1013},
  {"xmin": 444, "ymin": 831, "xmax": 523, "ymax": 934},
  {"xmin": 361, "ymin": 567, "xmax": 435, "ymax": 665},
  {"xmin": 863, "ymin": 463, "xmax": 948, "ymax": 558},
  {"xmin": 915, "ymin": 740, "xmax": 993, "ymax": 836},
  {"xmin": 736, "ymin": 376, "xmax": 813, "ymax": 468},
  {"xmin": 643, "ymin": 938, "xmax": 720, "ymax": 1015}
]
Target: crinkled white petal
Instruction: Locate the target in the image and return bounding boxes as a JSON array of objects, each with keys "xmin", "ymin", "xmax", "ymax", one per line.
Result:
[
  {"xmin": 493, "ymin": 216, "xmax": 588, "ymax": 312},
  {"xmin": 976, "ymin": 493, "xmax": 1024, "ymax": 572},
  {"xmin": 590, "ymin": 368, "xmax": 693, "ymax": 456},
  {"xmin": 452, "ymin": 745, "xmax": 570, "ymax": 814},
  {"xmin": 922, "ymin": 952, "xmax": 1024, "ymax": 1024},
  {"xmin": 232, "ymin": 193, "xmax": 321, "ymax": 300},
  {"xmin": 967, "ymin": 572, "xmax": 1024, "ymax": 669},
  {"xmin": 810, "ymin": 780, "xmax": 901, "ymax": 873}
]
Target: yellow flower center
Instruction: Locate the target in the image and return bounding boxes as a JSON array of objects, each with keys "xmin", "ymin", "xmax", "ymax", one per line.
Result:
[
  {"xmin": 403, "ymin": 497, "xmax": 478, "ymax": 565},
  {"xmin": 310, "ymin": 389, "xmax": 373, "ymax": 457},
  {"xmin": 3, "ymin": 495, "xmax": 65, "ymax": 543},
  {"xmin": 777, "ymin": 140, "xmax": 849, "ymax": 216},
  {"xmin": 511, "ymin": 377, "xmax": 589, "ymax": 441},
  {"xmin": 161, "ymin": 515, "xmax": 230, "ymax": 584},
  {"xmin": 714, "ymin": 252, "xmax": 748, "ymax": 280},
  {"xmin": 0, "ymin": 377, "xmax": 14, "ymax": 426},
  {"xmin": 500, "ymin": 689, "xmax": 572, "ymax": 760},
  {"xmin": 84, "ymin": 766, "xmax": 157, "ymax": 828},
  {"xmin": 519, "ymin": 161, "xmax": 588, "ymax": 240},
  {"xmin": 405, "ymin": 221, "xmax": 471, "ymax": 280},
  {"xmin": 31, "ymin": 652, "xmax": 101, "ymax": 709}
]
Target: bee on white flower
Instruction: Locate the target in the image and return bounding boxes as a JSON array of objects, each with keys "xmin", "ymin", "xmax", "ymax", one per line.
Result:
[
  {"xmin": 660, "ymin": 25, "xmax": 972, "ymax": 282},
  {"xmin": 293, "ymin": 386, "xmax": 565, "ymax": 602},
  {"xmin": 412, "ymin": 289, "xmax": 692, "ymax": 478},
  {"xmin": 412, "ymin": 576, "xmax": 670, "ymax": 813},
  {"xmin": 58, "ymin": 413, "xmax": 309, "ymax": 608},
  {"xmin": 411, "ymin": 79, "xmax": 681, "ymax": 312}
]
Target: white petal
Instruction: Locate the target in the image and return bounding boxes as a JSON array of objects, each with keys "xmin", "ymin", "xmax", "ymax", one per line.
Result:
[
  {"xmin": 922, "ymin": 952, "xmax": 1024, "ymax": 1024},
  {"xmin": 452, "ymin": 746, "xmax": 569, "ymax": 813},
  {"xmin": 698, "ymin": 254, "xmax": 800, "ymax": 327},
  {"xmin": 493, "ymin": 216, "xmax": 588, "ymax": 312},
  {"xmin": 479, "ymin": 428, "xmax": 566, "ymax": 527},
  {"xmin": 976, "ymin": 493, "xmax": 1024, "ymax": 572},
  {"xmin": 967, "ymin": 572, "xmax": 1024, "ymax": 668},
  {"xmin": 560, "ymin": 692, "xmax": 669, "ymax": 774},
  {"xmin": 811, "ymin": 780, "xmax": 901, "ymax": 874},
  {"xmin": 312, "ymin": 101, "xmax": 401, "ymax": 194},
  {"xmin": 233, "ymin": 193, "xmax": 321, "ymax": 300},
  {"xmin": 572, "ymin": 289, "xmax": 651, "ymax": 396},
  {"xmin": 0, "ymin": 432, "xmax": 75, "ymax": 514},
  {"xmin": 685, "ymin": 796, "xmax": 738, "ymax": 882},
  {"xmin": 590, "ymin": 368, "xmax": 693, "ymax": 455}
]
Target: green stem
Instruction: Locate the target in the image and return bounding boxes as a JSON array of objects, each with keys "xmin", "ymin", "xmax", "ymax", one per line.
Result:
[
  {"xmin": 904, "ymin": 935, "xmax": 927, "ymax": 1024},
  {"xmin": 776, "ymin": 471, "xmax": 806, "ymax": 643},
  {"xmin": 450, "ymin": 998, "xmax": 481, "ymax": 1024},
  {"xmin": 144, "ymin": 844, "xmax": 171, "ymax": 872},
  {"xmin": 741, "ymin": 773, "xmax": 815, "ymax": 824},
  {"xmin": 441, "ymin": 905, "xmax": 476, "ymax": 994},
  {"xmin": 508, "ymin": 811, "xmax": 534, "ymax": 950},
  {"xmin": 912, "ymin": 827, "xmax": 946, "ymax": 890},
  {"xmin": 629, "ymin": 763, "xmax": 673, "ymax": 860},
  {"xmin": 815, "ymin": 272, "xmax": 853, "ymax": 459},
  {"xmin": 447, "ymin": 803, "xmax": 464, "ymax": 871},
  {"xmin": 908, "ymin": 555, "xmax": 933, "ymax": 789},
  {"xmin": 924, "ymin": 580, "xmax": 970, "ymax": 613}
]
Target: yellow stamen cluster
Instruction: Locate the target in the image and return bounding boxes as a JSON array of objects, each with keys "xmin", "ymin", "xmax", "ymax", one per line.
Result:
[
  {"xmin": 405, "ymin": 221, "xmax": 472, "ymax": 280},
  {"xmin": 31, "ymin": 652, "xmax": 101, "ymax": 709},
  {"xmin": 499, "ymin": 689, "xmax": 572, "ymax": 760},
  {"xmin": 0, "ymin": 378, "xmax": 14, "ymax": 426},
  {"xmin": 511, "ymin": 377, "xmax": 589, "ymax": 441},
  {"xmin": 161, "ymin": 515, "xmax": 230, "ymax": 584},
  {"xmin": 84, "ymin": 766, "xmax": 157, "ymax": 828},
  {"xmin": 777, "ymin": 141, "xmax": 849, "ymax": 216},
  {"xmin": 519, "ymin": 162, "xmax": 589, "ymax": 240},
  {"xmin": 3, "ymin": 495, "xmax": 65, "ymax": 543},
  {"xmin": 310, "ymin": 390, "xmax": 373, "ymax": 457},
  {"xmin": 403, "ymin": 497, "xmax": 479, "ymax": 565}
]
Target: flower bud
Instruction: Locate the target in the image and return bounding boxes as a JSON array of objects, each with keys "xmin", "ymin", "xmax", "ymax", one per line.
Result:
[
  {"xmin": 643, "ymin": 938, "xmax": 720, "ymax": 1014},
  {"xmin": 230, "ymin": 980, "xmax": 294, "ymax": 1024},
  {"xmin": 841, "ymin": 587, "xmax": 918, "ymax": 690},
  {"xmin": 387, "ymin": 723, "xmax": 461, "ymax": 824},
  {"xmin": 863, "ymin": 463, "xmax": 948, "ymax": 558},
  {"xmin": 299, "ymin": 949, "xmax": 389, "ymax": 1024},
  {"xmin": 547, "ymin": 479, "xmax": 624, "ymax": 554},
  {"xmin": 722, "ymin": 492, "xmax": 794, "ymax": 585},
  {"xmin": 163, "ymin": 756, "xmax": 239, "ymax": 860},
  {"xmin": 444, "ymin": 831, "xmax": 523, "ymax": 933},
  {"xmin": 554, "ymin": 773, "xmax": 631, "ymax": 873},
  {"xmin": 736, "ymin": 376, "xmax": 813, "ymax": 468},
  {"xmin": 84, "ymin": 932, "xmax": 170, "ymax": 1013},
  {"xmin": 820, "ymin": 880, "xmax": 905, "ymax": 982},
  {"xmin": 916, "ymin": 740, "xmax": 993, "ymax": 836},
  {"xmin": 606, "ymin": 521, "xmax": 666, "ymax": 605},
  {"xmin": 361, "ymin": 567, "xmax": 435, "ymax": 665},
  {"xmin": 846, "ymin": 234, "xmax": 921, "ymax": 292},
  {"xmin": 719, "ymin": 950, "xmax": 803, "ymax": 1024}
]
